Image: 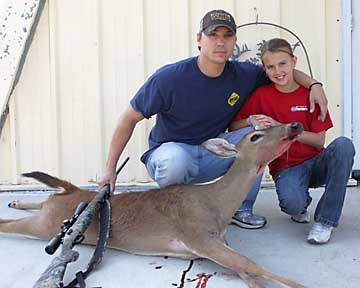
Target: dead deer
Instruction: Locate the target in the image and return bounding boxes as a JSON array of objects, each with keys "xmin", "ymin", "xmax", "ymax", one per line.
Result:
[{"xmin": 0, "ymin": 123, "xmax": 304, "ymax": 288}]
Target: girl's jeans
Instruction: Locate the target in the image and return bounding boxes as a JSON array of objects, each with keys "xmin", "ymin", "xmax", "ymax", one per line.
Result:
[
  {"xmin": 274, "ymin": 136, "xmax": 355, "ymax": 227},
  {"xmin": 145, "ymin": 127, "xmax": 261, "ymax": 212}
]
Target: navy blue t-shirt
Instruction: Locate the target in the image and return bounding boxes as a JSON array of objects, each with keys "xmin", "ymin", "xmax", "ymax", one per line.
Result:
[{"xmin": 130, "ymin": 56, "xmax": 269, "ymax": 163}]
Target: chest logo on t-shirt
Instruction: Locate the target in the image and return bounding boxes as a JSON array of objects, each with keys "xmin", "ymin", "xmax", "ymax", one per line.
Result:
[
  {"xmin": 291, "ymin": 105, "xmax": 308, "ymax": 112},
  {"xmin": 227, "ymin": 92, "xmax": 240, "ymax": 106}
]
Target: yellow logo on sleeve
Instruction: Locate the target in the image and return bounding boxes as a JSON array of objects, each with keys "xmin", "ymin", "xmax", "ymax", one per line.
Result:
[{"xmin": 227, "ymin": 92, "xmax": 240, "ymax": 106}]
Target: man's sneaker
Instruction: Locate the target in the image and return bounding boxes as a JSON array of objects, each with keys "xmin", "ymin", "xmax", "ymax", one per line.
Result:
[
  {"xmin": 307, "ymin": 222, "xmax": 333, "ymax": 244},
  {"xmin": 291, "ymin": 211, "xmax": 311, "ymax": 223},
  {"xmin": 231, "ymin": 211, "xmax": 267, "ymax": 229}
]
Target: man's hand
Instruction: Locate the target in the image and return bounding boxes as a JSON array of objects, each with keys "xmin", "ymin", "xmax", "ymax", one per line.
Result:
[
  {"xmin": 309, "ymin": 84, "xmax": 328, "ymax": 121},
  {"xmin": 98, "ymin": 169, "xmax": 117, "ymax": 194}
]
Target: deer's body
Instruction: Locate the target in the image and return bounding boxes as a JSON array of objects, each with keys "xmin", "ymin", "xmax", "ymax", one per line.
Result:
[{"xmin": 0, "ymin": 123, "xmax": 305, "ymax": 288}]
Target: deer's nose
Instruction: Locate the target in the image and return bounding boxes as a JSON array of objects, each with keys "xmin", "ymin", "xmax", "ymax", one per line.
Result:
[
  {"xmin": 290, "ymin": 122, "xmax": 304, "ymax": 132},
  {"xmin": 288, "ymin": 122, "xmax": 304, "ymax": 139}
]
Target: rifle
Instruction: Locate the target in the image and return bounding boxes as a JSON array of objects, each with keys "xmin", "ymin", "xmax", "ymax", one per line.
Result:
[{"xmin": 33, "ymin": 157, "xmax": 129, "ymax": 288}]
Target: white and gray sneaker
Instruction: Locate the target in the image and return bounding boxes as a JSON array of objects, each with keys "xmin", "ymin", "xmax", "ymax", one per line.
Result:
[
  {"xmin": 291, "ymin": 211, "xmax": 311, "ymax": 223},
  {"xmin": 307, "ymin": 222, "xmax": 333, "ymax": 244}
]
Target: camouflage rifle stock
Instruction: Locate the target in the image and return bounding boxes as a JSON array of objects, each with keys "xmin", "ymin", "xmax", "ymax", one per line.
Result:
[
  {"xmin": 33, "ymin": 184, "xmax": 110, "ymax": 288},
  {"xmin": 33, "ymin": 157, "xmax": 129, "ymax": 288}
]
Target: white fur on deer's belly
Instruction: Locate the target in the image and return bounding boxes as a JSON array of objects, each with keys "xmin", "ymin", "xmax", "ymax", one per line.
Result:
[{"xmin": 128, "ymin": 239, "xmax": 196, "ymax": 259}]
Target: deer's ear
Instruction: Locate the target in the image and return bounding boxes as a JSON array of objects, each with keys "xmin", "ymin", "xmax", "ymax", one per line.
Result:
[{"xmin": 202, "ymin": 138, "xmax": 238, "ymax": 158}]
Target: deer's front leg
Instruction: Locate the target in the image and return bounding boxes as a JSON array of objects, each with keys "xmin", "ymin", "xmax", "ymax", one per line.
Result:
[
  {"xmin": 183, "ymin": 233, "xmax": 263, "ymax": 288},
  {"xmin": 186, "ymin": 235, "xmax": 305, "ymax": 288}
]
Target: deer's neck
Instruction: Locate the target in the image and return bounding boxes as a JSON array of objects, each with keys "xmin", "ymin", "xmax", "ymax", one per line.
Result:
[{"xmin": 210, "ymin": 158, "xmax": 259, "ymax": 220}]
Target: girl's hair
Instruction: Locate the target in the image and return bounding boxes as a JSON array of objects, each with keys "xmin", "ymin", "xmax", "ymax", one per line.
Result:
[{"xmin": 260, "ymin": 38, "xmax": 294, "ymax": 59}]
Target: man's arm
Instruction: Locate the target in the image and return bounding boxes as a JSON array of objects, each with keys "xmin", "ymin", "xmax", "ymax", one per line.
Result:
[
  {"xmin": 293, "ymin": 69, "xmax": 328, "ymax": 121},
  {"xmin": 98, "ymin": 105, "xmax": 144, "ymax": 192}
]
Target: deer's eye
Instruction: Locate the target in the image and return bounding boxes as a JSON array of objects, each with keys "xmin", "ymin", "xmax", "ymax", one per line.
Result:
[{"xmin": 250, "ymin": 134, "xmax": 263, "ymax": 142}]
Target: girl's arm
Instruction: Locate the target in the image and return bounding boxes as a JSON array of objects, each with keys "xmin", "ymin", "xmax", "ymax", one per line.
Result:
[
  {"xmin": 296, "ymin": 130, "xmax": 326, "ymax": 149},
  {"xmin": 229, "ymin": 114, "xmax": 280, "ymax": 131}
]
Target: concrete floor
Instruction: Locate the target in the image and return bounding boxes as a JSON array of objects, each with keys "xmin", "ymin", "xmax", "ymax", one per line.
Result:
[{"xmin": 0, "ymin": 185, "xmax": 359, "ymax": 288}]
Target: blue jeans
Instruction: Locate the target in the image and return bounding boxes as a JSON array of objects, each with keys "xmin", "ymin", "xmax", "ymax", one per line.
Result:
[
  {"xmin": 145, "ymin": 127, "xmax": 262, "ymax": 212},
  {"xmin": 274, "ymin": 136, "xmax": 355, "ymax": 227}
]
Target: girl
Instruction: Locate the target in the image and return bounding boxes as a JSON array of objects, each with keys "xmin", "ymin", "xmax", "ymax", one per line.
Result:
[{"xmin": 229, "ymin": 38, "xmax": 355, "ymax": 244}]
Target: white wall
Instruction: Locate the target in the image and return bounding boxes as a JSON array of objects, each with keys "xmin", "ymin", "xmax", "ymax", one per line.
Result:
[{"xmin": 0, "ymin": 0, "xmax": 343, "ymax": 185}]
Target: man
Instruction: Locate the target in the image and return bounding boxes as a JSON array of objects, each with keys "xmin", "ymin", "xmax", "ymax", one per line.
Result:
[{"xmin": 98, "ymin": 9, "xmax": 328, "ymax": 229}]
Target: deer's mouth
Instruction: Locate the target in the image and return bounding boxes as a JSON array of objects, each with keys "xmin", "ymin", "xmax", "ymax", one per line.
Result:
[
  {"xmin": 255, "ymin": 122, "xmax": 303, "ymax": 175},
  {"xmin": 256, "ymin": 137, "xmax": 298, "ymax": 175},
  {"xmin": 287, "ymin": 133, "xmax": 299, "ymax": 141},
  {"xmin": 275, "ymin": 137, "xmax": 297, "ymax": 157}
]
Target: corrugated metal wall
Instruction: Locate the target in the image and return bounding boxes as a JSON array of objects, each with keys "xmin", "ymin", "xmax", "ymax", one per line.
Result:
[{"xmin": 0, "ymin": 0, "xmax": 341, "ymax": 185}]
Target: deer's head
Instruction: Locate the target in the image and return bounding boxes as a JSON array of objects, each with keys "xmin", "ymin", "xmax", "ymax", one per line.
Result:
[{"xmin": 202, "ymin": 122, "xmax": 303, "ymax": 174}]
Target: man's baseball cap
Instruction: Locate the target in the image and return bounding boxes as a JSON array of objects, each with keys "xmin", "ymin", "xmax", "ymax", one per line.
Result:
[{"xmin": 199, "ymin": 9, "xmax": 237, "ymax": 35}]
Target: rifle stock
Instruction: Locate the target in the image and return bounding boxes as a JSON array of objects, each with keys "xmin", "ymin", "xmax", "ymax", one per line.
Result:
[{"xmin": 33, "ymin": 157, "xmax": 129, "ymax": 288}]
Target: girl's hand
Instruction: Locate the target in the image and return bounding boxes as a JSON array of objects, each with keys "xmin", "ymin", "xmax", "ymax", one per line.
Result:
[
  {"xmin": 309, "ymin": 84, "xmax": 328, "ymax": 121},
  {"xmin": 248, "ymin": 114, "xmax": 281, "ymax": 130}
]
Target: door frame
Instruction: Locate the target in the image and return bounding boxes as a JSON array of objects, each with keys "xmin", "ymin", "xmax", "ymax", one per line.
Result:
[{"xmin": 342, "ymin": 0, "xmax": 360, "ymax": 178}]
